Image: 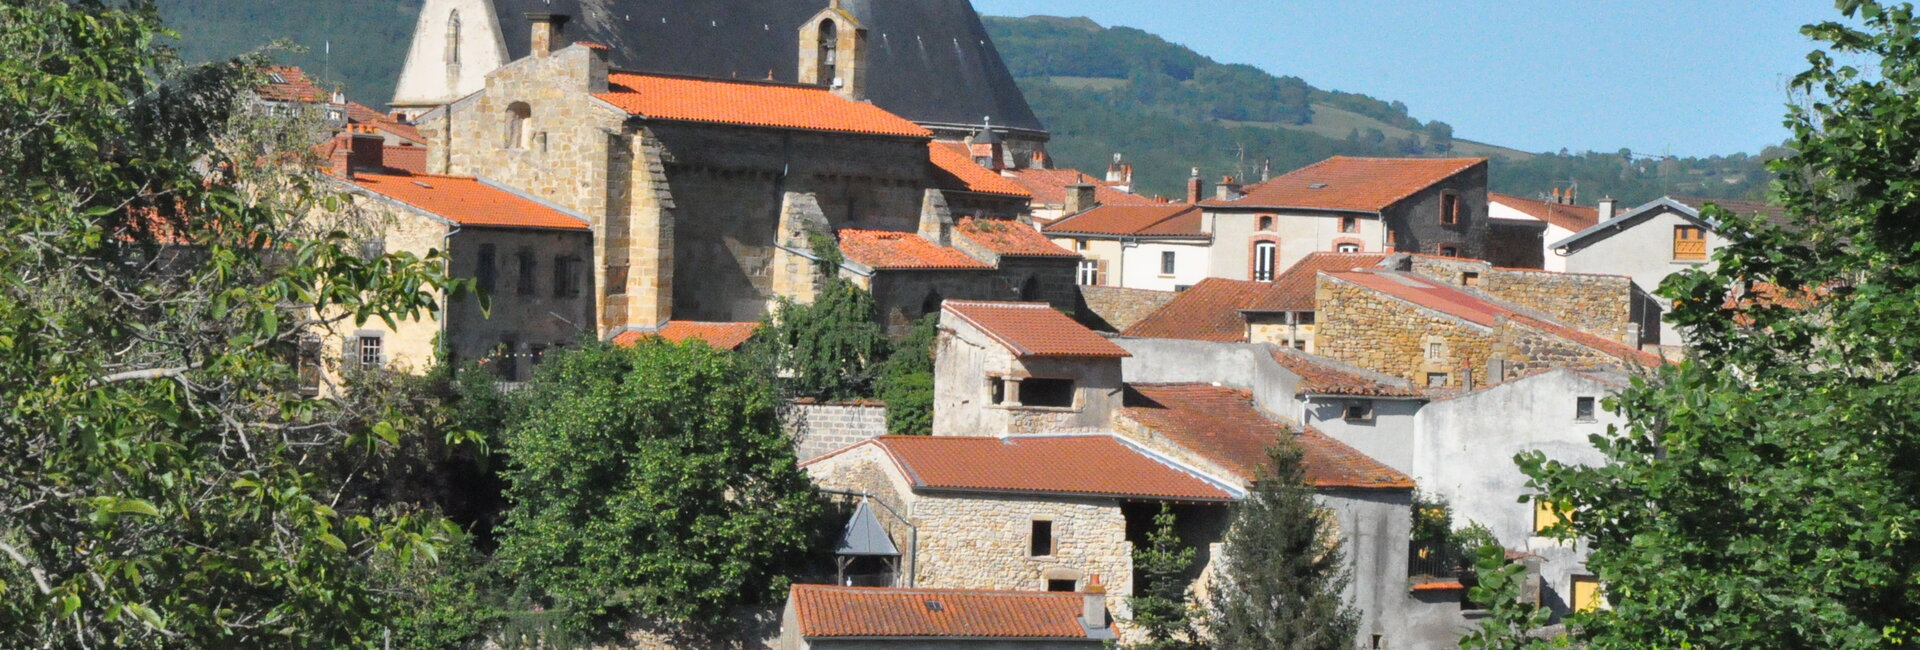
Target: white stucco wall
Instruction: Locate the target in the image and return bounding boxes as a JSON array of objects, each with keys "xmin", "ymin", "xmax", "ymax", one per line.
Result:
[
  {"xmin": 1118, "ymin": 240, "xmax": 1212, "ymax": 291},
  {"xmin": 1204, "ymin": 210, "xmax": 1385, "ymax": 280},
  {"xmin": 1560, "ymin": 207, "xmax": 1722, "ymax": 345},
  {"xmin": 1303, "ymin": 397, "xmax": 1426, "ymax": 475},
  {"xmin": 391, "ymin": 0, "xmax": 511, "ymax": 113}
]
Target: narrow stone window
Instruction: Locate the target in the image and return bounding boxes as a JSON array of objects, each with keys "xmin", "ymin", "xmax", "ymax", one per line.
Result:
[
  {"xmin": 1029, "ymin": 520, "xmax": 1055, "ymax": 557},
  {"xmin": 476, "ymin": 244, "xmax": 497, "ymax": 294},
  {"xmin": 1440, "ymin": 192, "xmax": 1462, "ymax": 225},
  {"xmin": 1576, "ymin": 396, "xmax": 1597, "ymax": 421},
  {"xmin": 445, "ymin": 10, "xmax": 462, "ymax": 65},
  {"xmin": 990, "ymin": 377, "xmax": 1008, "ymax": 405},
  {"xmin": 516, "ymin": 250, "xmax": 536, "ymax": 296},
  {"xmin": 504, "ymin": 102, "xmax": 532, "ymax": 150}
]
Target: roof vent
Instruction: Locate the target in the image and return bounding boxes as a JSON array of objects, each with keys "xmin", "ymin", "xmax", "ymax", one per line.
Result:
[
  {"xmin": 1309, "ymin": 183, "xmax": 1329, "ymax": 189},
  {"xmin": 411, "ymin": 181, "xmax": 433, "ymax": 189},
  {"xmin": 925, "ymin": 600, "xmax": 944, "ymax": 612}
]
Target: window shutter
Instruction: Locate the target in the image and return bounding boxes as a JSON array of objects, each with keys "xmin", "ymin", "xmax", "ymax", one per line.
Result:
[{"xmin": 1095, "ymin": 259, "xmax": 1109, "ymax": 286}]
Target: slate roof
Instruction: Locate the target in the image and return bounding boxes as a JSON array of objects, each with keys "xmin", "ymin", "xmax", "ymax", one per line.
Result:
[
  {"xmin": 1246, "ymin": 252, "xmax": 1391, "ymax": 312},
  {"xmin": 928, "ymin": 142, "xmax": 1032, "ymax": 198},
  {"xmin": 485, "ymin": 0, "xmax": 1043, "ymax": 133},
  {"xmin": 1324, "ymin": 271, "xmax": 1665, "ymax": 367},
  {"xmin": 955, "ymin": 218, "xmax": 1076, "ymax": 258},
  {"xmin": 1122, "ymin": 384, "xmax": 1414, "ymax": 489},
  {"xmin": 611, "ymin": 321, "xmax": 759, "ymax": 350},
  {"xmin": 837, "ymin": 230, "xmax": 991, "ymax": 270},
  {"xmin": 816, "ymin": 435, "xmax": 1232, "ymax": 501},
  {"xmin": 1043, "ymin": 204, "xmax": 1207, "ymax": 238},
  {"xmin": 790, "ymin": 585, "xmax": 1096, "ymax": 639},
  {"xmin": 1268, "ymin": 348, "xmax": 1426, "ymax": 398},
  {"xmin": 331, "ymin": 171, "xmax": 590, "ymax": 230},
  {"xmin": 943, "ymin": 301, "xmax": 1131, "ymax": 359},
  {"xmin": 1122, "ymin": 278, "xmax": 1268, "ymax": 342},
  {"xmin": 1008, "ymin": 168, "xmax": 1160, "ymax": 207},
  {"xmin": 596, "ymin": 72, "xmax": 931, "ymax": 138},
  {"xmin": 1490, "ymin": 193, "xmax": 1599, "ymax": 232},
  {"xmin": 835, "ymin": 501, "xmax": 899, "ymax": 557},
  {"xmin": 1204, "ymin": 156, "xmax": 1485, "ymax": 212}
]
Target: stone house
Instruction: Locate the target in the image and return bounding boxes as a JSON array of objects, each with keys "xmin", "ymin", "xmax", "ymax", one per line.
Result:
[
  {"xmin": 1123, "ymin": 252, "xmax": 1391, "ymax": 351},
  {"xmin": 1552, "ymin": 195, "xmax": 1785, "ymax": 345},
  {"xmin": 317, "ymin": 134, "xmax": 595, "ymax": 382},
  {"xmin": 1490, "ymin": 192, "xmax": 1604, "ymax": 272},
  {"xmin": 933, "ymin": 300, "xmax": 1131, "ymax": 436},
  {"xmin": 1199, "ymin": 156, "xmax": 1491, "ymax": 276},
  {"xmin": 1041, "ymin": 203, "xmax": 1210, "ymax": 291},
  {"xmin": 779, "ymin": 584, "xmax": 1113, "ymax": 649}
]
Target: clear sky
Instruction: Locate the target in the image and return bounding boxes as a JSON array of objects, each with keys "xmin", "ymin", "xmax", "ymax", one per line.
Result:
[{"xmin": 970, "ymin": 1, "xmax": 1839, "ymax": 157}]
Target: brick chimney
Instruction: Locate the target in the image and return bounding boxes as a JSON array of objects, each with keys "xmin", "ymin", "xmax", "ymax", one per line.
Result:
[
  {"xmin": 1064, "ymin": 183, "xmax": 1098, "ymax": 216},
  {"xmin": 329, "ymin": 134, "xmax": 353, "ymax": 180},
  {"xmin": 528, "ymin": 12, "xmax": 569, "ymax": 58},
  {"xmin": 1186, "ymin": 167, "xmax": 1203, "ymax": 204},
  {"xmin": 348, "ymin": 130, "xmax": 386, "ymax": 173},
  {"xmin": 1082, "ymin": 574, "xmax": 1109, "ymax": 631},
  {"xmin": 1598, "ymin": 196, "xmax": 1617, "ymax": 222}
]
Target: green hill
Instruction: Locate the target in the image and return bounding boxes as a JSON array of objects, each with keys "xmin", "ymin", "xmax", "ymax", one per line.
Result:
[{"xmin": 150, "ymin": 3, "xmax": 1773, "ymax": 205}]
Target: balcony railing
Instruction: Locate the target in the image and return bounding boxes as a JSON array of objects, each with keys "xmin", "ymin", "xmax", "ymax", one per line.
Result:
[{"xmin": 1408, "ymin": 541, "xmax": 1469, "ymax": 581}]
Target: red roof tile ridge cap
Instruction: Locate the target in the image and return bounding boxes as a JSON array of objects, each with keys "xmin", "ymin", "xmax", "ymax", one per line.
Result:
[
  {"xmin": 794, "ymin": 584, "xmax": 1082, "ymax": 597},
  {"xmin": 604, "ymin": 69, "xmax": 830, "ymax": 90}
]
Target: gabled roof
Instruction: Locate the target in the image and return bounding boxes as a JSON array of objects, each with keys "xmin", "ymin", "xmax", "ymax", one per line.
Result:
[
  {"xmin": 955, "ymin": 218, "xmax": 1077, "ymax": 258},
  {"xmin": 943, "ymin": 301, "xmax": 1131, "ymax": 359},
  {"xmin": 835, "ymin": 501, "xmax": 900, "ymax": 557},
  {"xmin": 790, "ymin": 585, "xmax": 1098, "ymax": 640},
  {"xmin": 1268, "ymin": 348, "xmax": 1426, "ymax": 398},
  {"xmin": 1042, "ymin": 204, "xmax": 1207, "ymax": 238},
  {"xmin": 838, "ymin": 230, "xmax": 991, "ymax": 270},
  {"xmin": 809, "ymin": 435, "xmax": 1234, "ymax": 501},
  {"xmin": 330, "ymin": 171, "xmax": 591, "ymax": 230},
  {"xmin": 1550, "ymin": 195, "xmax": 1786, "ymax": 252},
  {"xmin": 257, "ymin": 66, "xmax": 326, "ymax": 103},
  {"xmin": 345, "ymin": 101, "xmax": 425, "ymax": 144},
  {"xmin": 1489, "ymin": 192, "xmax": 1599, "ymax": 232},
  {"xmin": 1008, "ymin": 168, "xmax": 1161, "ymax": 207},
  {"xmin": 596, "ymin": 72, "xmax": 933, "ymax": 138},
  {"xmin": 1246, "ymin": 252, "xmax": 1390, "ymax": 312},
  {"xmin": 929, "ymin": 142, "xmax": 1032, "ymax": 198},
  {"xmin": 1122, "ymin": 384, "xmax": 1414, "ymax": 489},
  {"xmin": 1122, "ymin": 278, "xmax": 1268, "ymax": 342},
  {"xmin": 1324, "ymin": 271, "xmax": 1665, "ymax": 367},
  {"xmin": 611, "ymin": 321, "xmax": 759, "ymax": 350},
  {"xmin": 1203, "ymin": 156, "xmax": 1485, "ymax": 212}
]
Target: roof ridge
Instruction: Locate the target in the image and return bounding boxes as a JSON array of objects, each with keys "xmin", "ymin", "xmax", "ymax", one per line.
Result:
[
  {"xmin": 795, "ymin": 584, "xmax": 1081, "ymax": 596},
  {"xmin": 606, "ymin": 69, "xmax": 824, "ymax": 90}
]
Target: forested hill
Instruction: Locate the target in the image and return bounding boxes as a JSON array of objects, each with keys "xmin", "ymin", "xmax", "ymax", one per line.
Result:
[{"xmin": 153, "ymin": 2, "xmax": 1775, "ymax": 205}]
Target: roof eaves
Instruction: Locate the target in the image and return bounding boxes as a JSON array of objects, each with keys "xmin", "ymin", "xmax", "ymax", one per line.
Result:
[
  {"xmin": 474, "ymin": 175, "xmax": 595, "ymax": 228},
  {"xmin": 1550, "ymin": 196, "xmax": 1702, "ymax": 251},
  {"xmin": 324, "ymin": 174, "xmax": 461, "ymax": 229}
]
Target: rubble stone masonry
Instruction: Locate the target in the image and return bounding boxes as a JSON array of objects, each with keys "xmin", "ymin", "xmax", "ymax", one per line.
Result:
[
  {"xmin": 1480, "ymin": 268, "xmax": 1635, "ymax": 343},
  {"xmin": 788, "ymin": 401, "xmax": 890, "ymax": 461},
  {"xmin": 1314, "ymin": 276, "xmax": 1494, "ymax": 388}
]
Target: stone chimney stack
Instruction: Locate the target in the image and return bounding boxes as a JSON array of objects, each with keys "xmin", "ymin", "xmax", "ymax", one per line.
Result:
[
  {"xmin": 528, "ymin": 12, "xmax": 569, "ymax": 58},
  {"xmin": 1186, "ymin": 168, "xmax": 1203, "ymax": 204},
  {"xmin": 329, "ymin": 134, "xmax": 354, "ymax": 180},
  {"xmin": 1064, "ymin": 183, "xmax": 1098, "ymax": 216},
  {"xmin": 1598, "ymin": 196, "xmax": 1617, "ymax": 222},
  {"xmin": 1215, "ymin": 176, "xmax": 1245, "ymax": 202},
  {"xmin": 1082, "ymin": 574, "xmax": 1109, "ymax": 631}
]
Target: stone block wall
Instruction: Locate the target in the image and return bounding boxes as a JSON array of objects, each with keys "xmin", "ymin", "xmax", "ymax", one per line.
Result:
[
  {"xmin": 1384, "ymin": 162, "xmax": 1489, "ymax": 260},
  {"xmin": 1313, "ymin": 275, "xmax": 1494, "ymax": 388},
  {"xmin": 912, "ymin": 492, "xmax": 1133, "ymax": 606},
  {"xmin": 1077, "ymin": 286, "xmax": 1177, "ymax": 332},
  {"xmin": 1406, "ymin": 254, "xmax": 1492, "ymax": 285},
  {"xmin": 1486, "ymin": 220, "xmax": 1547, "ymax": 269},
  {"xmin": 1480, "ymin": 269, "xmax": 1635, "ymax": 343},
  {"xmin": 789, "ymin": 401, "xmax": 890, "ymax": 461},
  {"xmin": 1490, "ymin": 319, "xmax": 1642, "ymax": 378}
]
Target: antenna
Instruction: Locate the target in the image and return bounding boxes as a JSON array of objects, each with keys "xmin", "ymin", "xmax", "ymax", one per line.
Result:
[{"xmin": 1221, "ymin": 143, "xmax": 1248, "ymax": 181}]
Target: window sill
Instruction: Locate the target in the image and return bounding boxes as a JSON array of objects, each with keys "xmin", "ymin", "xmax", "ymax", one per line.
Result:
[
  {"xmin": 1670, "ymin": 259, "xmax": 1709, "ymax": 265},
  {"xmin": 1574, "ymin": 417, "xmax": 1597, "ymax": 423},
  {"xmin": 990, "ymin": 404, "xmax": 1080, "ymax": 413}
]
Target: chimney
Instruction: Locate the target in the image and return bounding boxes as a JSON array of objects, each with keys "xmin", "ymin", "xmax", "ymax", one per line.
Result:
[
  {"xmin": 329, "ymin": 134, "xmax": 354, "ymax": 180},
  {"xmin": 528, "ymin": 12, "xmax": 569, "ymax": 58},
  {"xmin": 348, "ymin": 131, "xmax": 386, "ymax": 173},
  {"xmin": 1551, "ymin": 187, "xmax": 1562, "ymax": 204},
  {"xmin": 1064, "ymin": 183, "xmax": 1098, "ymax": 216},
  {"xmin": 1082, "ymin": 574, "xmax": 1109, "ymax": 631},
  {"xmin": 1106, "ymin": 154, "xmax": 1126, "ymax": 184},
  {"xmin": 1598, "ymin": 196, "xmax": 1617, "ymax": 221},
  {"xmin": 1186, "ymin": 167, "xmax": 1203, "ymax": 204},
  {"xmin": 1031, "ymin": 150, "xmax": 1048, "ymax": 169},
  {"xmin": 1216, "ymin": 176, "xmax": 1245, "ymax": 202}
]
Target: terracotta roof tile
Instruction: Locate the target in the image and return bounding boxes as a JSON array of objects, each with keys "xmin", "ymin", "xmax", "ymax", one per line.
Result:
[
  {"xmin": 955, "ymin": 217, "xmax": 1076, "ymax": 258},
  {"xmin": 944, "ymin": 301, "xmax": 1131, "ymax": 358},
  {"xmin": 929, "ymin": 142, "xmax": 1033, "ymax": 198},
  {"xmin": 1268, "ymin": 348, "xmax": 1425, "ymax": 398},
  {"xmin": 345, "ymin": 101, "xmax": 425, "ymax": 144},
  {"xmin": 1122, "ymin": 278, "xmax": 1267, "ymax": 342},
  {"xmin": 332, "ymin": 171, "xmax": 589, "ymax": 230},
  {"xmin": 1122, "ymin": 384, "xmax": 1414, "ymax": 489},
  {"xmin": 1670, "ymin": 196, "xmax": 1787, "ymax": 219},
  {"xmin": 1246, "ymin": 252, "xmax": 1390, "ymax": 312},
  {"xmin": 1043, "ymin": 204, "xmax": 1206, "ymax": 238},
  {"xmin": 837, "ymin": 230, "xmax": 991, "ymax": 270},
  {"xmin": 791, "ymin": 585, "xmax": 1094, "ymax": 639},
  {"xmin": 1205, "ymin": 156, "xmax": 1485, "ymax": 212},
  {"xmin": 612, "ymin": 321, "xmax": 759, "ymax": 350},
  {"xmin": 1325, "ymin": 271, "xmax": 1664, "ymax": 367},
  {"xmin": 1490, "ymin": 193, "xmax": 1599, "ymax": 232},
  {"xmin": 380, "ymin": 145, "xmax": 427, "ymax": 174},
  {"xmin": 257, "ymin": 66, "xmax": 326, "ymax": 103},
  {"xmin": 854, "ymin": 435, "xmax": 1231, "ymax": 500},
  {"xmin": 596, "ymin": 72, "xmax": 932, "ymax": 138},
  {"xmin": 1007, "ymin": 168, "xmax": 1161, "ymax": 207}
]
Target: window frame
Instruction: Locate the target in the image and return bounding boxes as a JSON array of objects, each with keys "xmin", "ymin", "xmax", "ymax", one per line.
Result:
[
  {"xmin": 1019, "ymin": 378, "xmax": 1076, "ymax": 408},
  {"xmin": 1439, "ymin": 191, "xmax": 1462, "ymax": 225},
  {"xmin": 1340, "ymin": 215, "xmax": 1358, "ymax": 233},
  {"xmin": 1159, "ymin": 250, "xmax": 1177, "ymax": 276},
  {"xmin": 1343, "ymin": 400, "xmax": 1375, "ymax": 422},
  {"xmin": 1077, "ymin": 258, "xmax": 1100, "ymax": 286},
  {"xmin": 356, "ymin": 333, "xmax": 384, "ymax": 368},
  {"xmin": 1252, "ymin": 240, "xmax": 1278, "ymax": 282},
  {"xmin": 1673, "ymin": 225, "xmax": 1708, "ymax": 261},
  {"xmin": 1575, "ymin": 396, "xmax": 1597, "ymax": 421},
  {"xmin": 1029, "ymin": 520, "xmax": 1056, "ymax": 557}
]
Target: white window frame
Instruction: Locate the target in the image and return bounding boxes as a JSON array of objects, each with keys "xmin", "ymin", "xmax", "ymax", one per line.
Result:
[
  {"xmin": 1253, "ymin": 241, "xmax": 1277, "ymax": 281},
  {"xmin": 1077, "ymin": 259, "xmax": 1100, "ymax": 286}
]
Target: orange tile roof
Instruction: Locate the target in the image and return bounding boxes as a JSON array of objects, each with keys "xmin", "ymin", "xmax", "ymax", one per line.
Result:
[
  {"xmin": 943, "ymin": 301, "xmax": 1131, "ymax": 358},
  {"xmin": 929, "ymin": 142, "xmax": 1033, "ymax": 198},
  {"xmin": 596, "ymin": 72, "xmax": 932, "ymax": 138},
  {"xmin": 1325, "ymin": 271, "xmax": 1664, "ymax": 367},
  {"xmin": 833, "ymin": 435, "xmax": 1232, "ymax": 501},
  {"xmin": 1490, "ymin": 192, "xmax": 1599, "ymax": 232},
  {"xmin": 611, "ymin": 321, "xmax": 759, "ymax": 350},
  {"xmin": 1008, "ymin": 168, "xmax": 1161, "ymax": 207},
  {"xmin": 1122, "ymin": 278, "xmax": 1267, "ymax": 342},
  {"xmin": 790, "ymin": 585, "xmax": 1096, "ymax": 639},
  {"xmin": 1246, "ymin": 252, "xmax": 1390, "ymax": 312},
  {"xmin": 1122, "ymin": 384, "xmax": 1414, "ymax": 489},
  {"xmin": 1268, "ymin": 348, "xmax": 1426, "ymax": 398},
  {"xmin": 1043, "ymin": 204, "xmax": 1207, "ymax": 238},
  {"xmin": 380, "ymin": 145, "xmax": 427, "ymax": 174},
  {"xmin": 837, "ymin": 229, "xmax": 991, "ymax": 270},
  {"xmin": 955, "ymin": 217, "xmax": 1077, "ymax": 258},
  {"xmin": 345, "ymin": 101, "xmax": 425, "ymax": 144},
  {"xmin": 332, "ymin": 171, "xmax": 590, "ymax": 230},
  {"xmin": 1205, "ymin": 156, "xmax": 1485, "ymax": 212},
  {"xmin": 257, "ymin": 66, "xmax": 326, "ymax": 103}
]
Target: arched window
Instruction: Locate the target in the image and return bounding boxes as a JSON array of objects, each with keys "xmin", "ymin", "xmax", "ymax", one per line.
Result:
[
  {"xmin": 504, "ymin": 102, "xmax": 531, "ymax": 150},
  {"xmin": 1020, "ymin": 276, "xmax": 1041, "ymax": 301},
  {"xmin": 817, "ymin": 19, "xmax": 839, "ymax": 86},
  {"xmin": 920, "ymin": 290, "xmax": 943, "ymax": 315},
  {"xmin": 1252, "ymin": 240, "xmax": 1278, "ymax": 281},
  {"xmin": 446, "ymin": 10, "xmax": 462, "ymax": 65}
]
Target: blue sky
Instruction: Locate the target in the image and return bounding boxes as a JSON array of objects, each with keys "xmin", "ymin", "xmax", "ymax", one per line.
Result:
[{"xmin": 971, "ymin": 1, "xmax": 1839, "ymax": 157}]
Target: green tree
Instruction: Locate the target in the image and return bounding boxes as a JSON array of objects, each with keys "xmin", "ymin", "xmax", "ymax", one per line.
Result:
[
  {"xmin": 0, "ymin": 1, "xmax": 465, "ymax": 646},
  {"xmin": 1129, "ymin": 504, "xmax": 1201, "ymax": 650},
  {"xmin": 754, "ymin": 234, "xmax": 890, "ymax": 401},
  {"xmin": 493, "ymin": 340, "xmax": 826, "ymax": 637},
  {"xmin": 1518, "ymin": 2, "xmax": 1920, "ymax": 646},
  {"xmin": 877, "ymin": 314, "xmax": 937, "ymax": 434},
  {"xmin": 1207, "ymin": 439, "xmax": 1358, "ymax": 649},
  {"xmin": 1458, "ymin": 545, "xmax": 1557, "ymax": 650}
]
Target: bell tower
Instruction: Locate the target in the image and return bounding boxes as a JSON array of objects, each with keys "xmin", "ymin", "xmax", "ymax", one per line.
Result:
[{"xmin": 798, "ymin": 0, "xmax": 868, "ymax": 101}]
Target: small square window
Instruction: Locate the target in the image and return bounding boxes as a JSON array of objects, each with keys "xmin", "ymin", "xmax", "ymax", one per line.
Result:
[
  {"xmin": 356, "ymin": 334, "xmax": 384, "ymax": 368},
  {"xmin": 1258, "ymin": 215, "xmax": 1275, "ymax": 231},
  {"xmin": 1030, "ymin": 520, "xmax": 1055, "ymax": 557},
  {"xmin": 1425, "ymin": 372, "xmax": 1449, "ymax": 388},
  {"xmin": 1438, "ymin": 246, "xmax": 1460, "ymax": 257},
  {"xmin": 1462, "ymin": 271, "xmax": 1481, "ymax": 286},
  {"xmin": 1046, "ymin": 579, "xmax": 1077, "ymax": 592},
  {"xmin": 1576, "ymin": 396, "xmax": 1597, "ymax": 421},
  {"xmin": 1340, "ymin": 216, "xmax": 1358, "ymax": 233},
  {"xmin": 1343, "ymin": 400, "xmax": 1374, "ymax": 421}
]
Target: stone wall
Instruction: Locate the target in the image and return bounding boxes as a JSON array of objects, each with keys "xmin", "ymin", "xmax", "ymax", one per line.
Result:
[
  {"xmin": 1313, "ymin": 275, "xmax": 1494, "ymax": 388},
  {"xmin": 1486, "ymin": 220, "xmax": 1546, "ymax": 269},
  {"xmin": 1384, "ymin": 162, "xmax": 1490, "ymax": 260},
  {"xmin": 912, "ymin": 492, "xmax": 1133, "ymax": 608},
  {"xmin": 1490, "ymin": 319, "xmax": 1641, "ymax": 378},
  {"xmin": 1076, "ymin": 286, "xmax": 1176, "ymax": 332},
  {"xmin": 788, "ymin": 401, "xmax": 890, "ymax": 461},
  {"xmin": 1479, "ymin": 268, "xmax": 1635, "ymax": 343}
]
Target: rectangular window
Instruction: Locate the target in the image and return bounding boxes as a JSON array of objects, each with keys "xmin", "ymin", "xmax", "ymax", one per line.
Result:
[
  {"xmin": 1462, "ymin": 271, "xmax": 1481, "ymax": 286},
  {"xmin": 1571, "ymin": 575, "xmax": 1605, "ymax": 612},
  {"xmin": 1160, "ymin": 251, "xmax": 1177, "ymax": 275},
  {"xmin": 1440, "ymin": 193, "xmax": 1461, "ymax": 225},
  {"xmin": 1295, "ymin": 311, "xmax": 1316, "ymax": 326},
  {"xmin": 1344, "ymin": 400, "xmax": 1374, "ymax": 422},
  {"xmin": 1030, "ymin": 520, "xmax": 1055, "ymax": 557},
  {"xmin": 516, "ymin": 250, "xmax": 536, "ymax": 296},
  {"xmin": 1077, "ymin": 259, "xmax": 1100, "ymax": 286},
  {"xmin": 1253, "ymin": 241, "xmax": 1277, "ymax": 281},
  {"xmin": 1292, "ymin": 340, "xmax": 1307, "ymax": 350},
  {"xmin": 1020, "ymin": 378, "xmax": 1075, "ymax": 408},
  {"xmin": 476, "ymin": 244, "xmax": 497, "ymax": 294},
  {"xmin": 1426, "ymin": 341, "xmax": 1445, "ymax": 361},
  {"xmin": 1425, "ymin": 372, "xmax": 1449, "ymax": 388},
  {"xmin": 1534, "ymin": 499, "xmax": 1572, "ymax": 533},
  {"xmin": 552, "ymin": 255, "xmax": 581, "ymax": 298},
  {"xmin": 990, "ymin": 377, "xmax": 1007, "ymax": 404},
  {"xmin": 494, "ymin": 340, "xmax": 518, "ymax": 381},
  {"xmin": 295, "ymin": 336, "xmax": 323, "ymax": 396},
  {"xmin": 1438, "ymin": 245, "xmax": 1460, "ymax": 257},
  {"xmin": 1046, "ymin": 578, "xmax": 1077, "ymax": 592},
  {"xmin": 1576, "ymin": 396, "xmax": 1597, "ymax": 421},
  {"xmin": 356, "ymin": 334, "xmax": 383, "ymax": 368},
  {"xmin": 1340, "ymin": 216, "xmax": 1358, "ymax": 233},
  {"xmin": 1674, "ymin": 225, "xmax": 1707, "ymax": 260}
]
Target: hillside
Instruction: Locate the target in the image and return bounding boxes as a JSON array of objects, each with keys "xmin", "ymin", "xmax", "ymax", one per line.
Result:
[{"xmin": 152, "ymin": 3, "xmax": 1773, "ymax": 205}]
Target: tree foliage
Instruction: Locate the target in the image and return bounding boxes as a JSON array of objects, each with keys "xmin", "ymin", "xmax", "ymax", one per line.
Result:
[
  {"xmin": 1128, "ymin": 504, "xmax": 1202, "ymax": 650},
  {"xmin": 493, "ymin": 340, "xmax": 827, "ymax": 636},
  {"xmin": 877, "ymin": 314, "xmax": 937, "ymax": 435},
  {"xmin": 1207, "ymin": 439, "xmax": 1357, "ymax": 649},
  {"xmin": 753, "ymin": 234, "xmax": 890, "ymax": 402},
  {"xmin": 1518, "ymin": 2, "xmax": 1920, "ymax": 646},
  {"xmin": 1458, "ymin": 545, "xmax": 1560, "ymax": 650}
]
